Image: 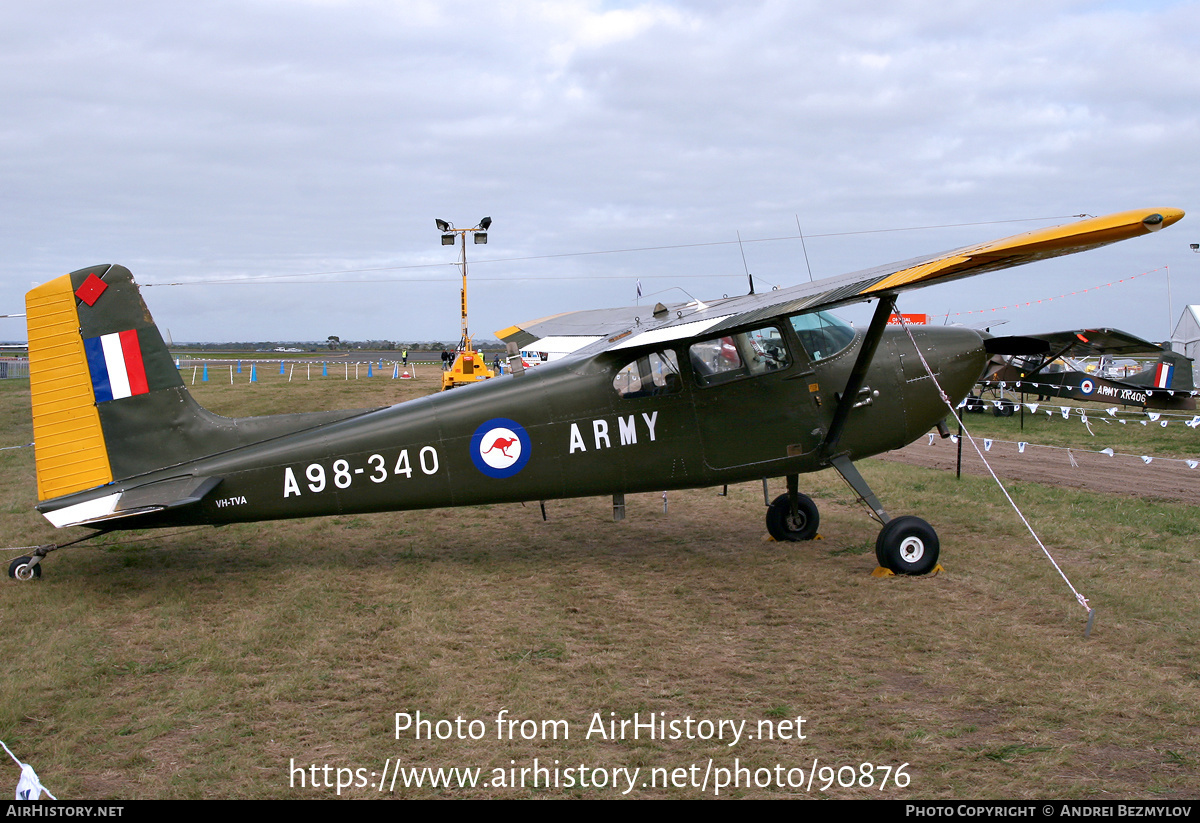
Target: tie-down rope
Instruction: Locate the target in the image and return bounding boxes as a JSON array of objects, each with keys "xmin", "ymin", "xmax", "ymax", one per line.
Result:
[{"xmin": 895, "ymin": 314, "xmax": 1095, "ymax": 634}]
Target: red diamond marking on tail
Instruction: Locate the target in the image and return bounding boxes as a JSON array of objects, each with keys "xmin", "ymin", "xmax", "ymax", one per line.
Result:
[{"xmin": 75, "ymin": 273, "xmax": 108, "ymax": 306}]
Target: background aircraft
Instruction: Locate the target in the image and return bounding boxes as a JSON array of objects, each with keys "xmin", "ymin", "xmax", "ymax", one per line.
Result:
[
  {"xmin": 9, "ymin": 208, "xmax": 1184, "ymax": 582},
  {"xmin": 976, "ymin": 327, "xmax": 1196, "ymax": 412}
]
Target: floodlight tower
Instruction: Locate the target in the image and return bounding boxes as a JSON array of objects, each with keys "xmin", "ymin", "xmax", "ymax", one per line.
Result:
[
  {"xmin": 436, "ymin": 217, "xmax": 491, "ymax": 351},
  {"xmin": 435, "ymin": 217, "xmax": 495, "ymax": 390}
]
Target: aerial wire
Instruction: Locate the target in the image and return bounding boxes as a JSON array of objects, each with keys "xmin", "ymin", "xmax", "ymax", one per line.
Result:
[{"xmin": 142, "ymin": 214, "xmax": 1081, "ymax": 288}]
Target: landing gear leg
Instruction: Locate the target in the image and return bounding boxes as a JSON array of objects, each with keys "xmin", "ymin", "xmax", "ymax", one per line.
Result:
[
  {"xmin": 6, "ymin": 530, "xmax": 111, "ymax": 581},
  {"xmin": 765, "ymin": 474, "xmax": 819, "ymax": 541},
  {"xmin": 828, "ymin": 456, "xmax": 889, "ymax": 524},
  {"xmin": 828, "ymin": 455, "xmax": 940, "ymax": 575}
]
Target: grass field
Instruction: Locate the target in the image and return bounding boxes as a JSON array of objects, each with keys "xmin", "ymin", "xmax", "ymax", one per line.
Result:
[{"xmin": 1, "ymin": 369, "xmax": 1198, "ymax": 799}]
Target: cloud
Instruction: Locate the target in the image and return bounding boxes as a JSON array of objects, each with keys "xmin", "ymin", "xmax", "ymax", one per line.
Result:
[{"xmin": 0, "ymin": 0, "xmax": 1196, "ymax": 341}]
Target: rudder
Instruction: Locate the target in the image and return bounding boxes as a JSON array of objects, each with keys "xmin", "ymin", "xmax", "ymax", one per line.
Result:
[{"xmin": 27, "ymin": 265, "xmax": 182, "ymax": 501}]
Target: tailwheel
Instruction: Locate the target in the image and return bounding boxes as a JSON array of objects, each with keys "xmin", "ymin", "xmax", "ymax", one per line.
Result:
[
  {"xmin": 875, "ymin": 516, "xmax": 939, "ymax": 575},
  {"xmin": 766, "ymin": 493, "xmax": 819, "ymax": 542},
  {"xmin": 8, "ymin": 556, "xmax": 42, "ymax": 581}
]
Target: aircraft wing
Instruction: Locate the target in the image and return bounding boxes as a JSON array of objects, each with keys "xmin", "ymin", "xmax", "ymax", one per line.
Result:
[
  {"xmin": 990, "ymin": 328, "xmax": 1167, "ymax": 359},
  {"xmin": 497, "ymin": 208, "xmax": 1184, "ymax": 356}
]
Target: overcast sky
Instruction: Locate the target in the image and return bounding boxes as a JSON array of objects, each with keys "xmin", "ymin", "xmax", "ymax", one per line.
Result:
[{"xmin": 2, "ymin": 0, "xmax": 1197, "ymax": 344}]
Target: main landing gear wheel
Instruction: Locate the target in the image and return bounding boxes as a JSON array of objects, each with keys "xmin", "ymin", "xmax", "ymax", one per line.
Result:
[
  {"xmin": 875, "ymin": 516, "xmax": 939, "ymax": 575},
  {"xmin": 8, "ymin": 556, "xmax": 41, "ymax": 581},
  {"xmin": 766, "ymin": 493, "xmax": 820, "ymax": 542}
]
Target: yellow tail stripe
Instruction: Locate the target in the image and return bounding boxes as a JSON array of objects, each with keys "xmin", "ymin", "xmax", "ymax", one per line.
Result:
[{"xmin": 26, "ymin": 275, "xmax": 112, "ymax": 500}]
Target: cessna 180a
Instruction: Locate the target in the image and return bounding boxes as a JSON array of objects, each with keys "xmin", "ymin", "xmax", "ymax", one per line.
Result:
[{"xmin": 10, "ymin": 208, "xmax": 1184, "ymax": 581}]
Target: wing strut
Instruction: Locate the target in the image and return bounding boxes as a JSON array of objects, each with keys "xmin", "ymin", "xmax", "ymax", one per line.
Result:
[
  {"xmin": 1016, "ymin": 340, "xmax": 1076, "ymax": 382},
  {"xmin": 821, "ymin": 295, "xmax": 896, "ymax": 458},
  {"xmin": 816, "ymin": 296, "xmax": 897, "ymax": 525}
]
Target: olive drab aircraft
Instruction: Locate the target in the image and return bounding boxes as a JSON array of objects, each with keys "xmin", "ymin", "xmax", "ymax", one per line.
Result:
[
  {"xmin": 9, "ymin": 208, "xmax": 1184, "ymax": 581},
  {"xmin": 975, "ymin": 327, "xmax": 1196, "ymax": 412}
]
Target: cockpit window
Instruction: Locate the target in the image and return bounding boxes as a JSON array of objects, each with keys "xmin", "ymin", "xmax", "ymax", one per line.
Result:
[
  {"xmin": 688, "ymin": 326, "xmax": 789, "ymax": 387},
  {"xmin": 789, "ymin": 310, "xmax": 856, "ymax": 361},
  {"xmin": 613, "ymin": 350, "xmax": 682, "ymax": 398}
]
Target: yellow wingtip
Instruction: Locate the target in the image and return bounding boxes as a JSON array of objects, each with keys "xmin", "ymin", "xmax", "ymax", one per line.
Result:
[
  {"xmin": 862, "ymin": 207, "xmax": 1185, "ymax": 296},
  {"xmin": 1157, "ymin": 207, "xmax": 1185, "ymax": 229}
]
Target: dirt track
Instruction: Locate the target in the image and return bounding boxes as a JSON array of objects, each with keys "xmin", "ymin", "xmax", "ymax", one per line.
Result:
[{"xmin": 876, "ymin": 436, "xmax": 1200, "ymax": 507}]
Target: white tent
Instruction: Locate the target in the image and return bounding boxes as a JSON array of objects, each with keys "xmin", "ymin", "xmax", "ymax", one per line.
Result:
[{"xmin": 1171, "ymin": 305, "xmax": 1200, "ymax": 385}]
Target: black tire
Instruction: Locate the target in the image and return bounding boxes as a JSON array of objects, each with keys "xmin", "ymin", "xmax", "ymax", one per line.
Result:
[
  {"xmin": 8, "ymin": 556, "xmax": 41, "ymax": 580},
  {"xmin": 875, "ymin": 516, "xmax": 939, "ymax": 575},
  {"xmin": 766, "ymin": 493, "xmax": 820, "ymax": 541},
  {"xmin": 993, "ymin": 400, "xmax": 1016, "ymax": 417}
]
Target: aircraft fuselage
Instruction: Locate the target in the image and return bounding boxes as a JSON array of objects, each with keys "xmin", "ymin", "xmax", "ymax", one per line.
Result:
[{"xmin": 53, "ymin": 323, "xmax": 987, "ymax": 530}]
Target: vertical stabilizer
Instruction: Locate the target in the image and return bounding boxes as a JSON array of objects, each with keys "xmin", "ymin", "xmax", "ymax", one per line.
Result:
[
  {"xmin": 1126, "ymin": 350, "xmax": 1195, "ymax": 393},
  {"xmin": 27, "ymin": 264, "xmax": 374, "ymax": 512},
  {"xmin": 26, "ymin": 265, "xmax": 183, "ymax": 500}
]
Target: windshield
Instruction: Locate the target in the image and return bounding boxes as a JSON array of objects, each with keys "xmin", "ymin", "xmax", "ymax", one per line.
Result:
[{"xmin": 789, "ymin": 310, "xmax": 856, "ymax": 361}]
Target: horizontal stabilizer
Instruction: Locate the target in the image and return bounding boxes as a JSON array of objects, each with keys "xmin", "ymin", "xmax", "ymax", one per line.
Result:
[{"xmin": 38, "ymin": 475, "xmax": 221, "ymax": 528}]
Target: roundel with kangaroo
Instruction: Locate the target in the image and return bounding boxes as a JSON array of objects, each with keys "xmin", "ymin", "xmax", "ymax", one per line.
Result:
[{"xmin": 470, "ymin": 418, "xmax": 532, "ymax": 478}]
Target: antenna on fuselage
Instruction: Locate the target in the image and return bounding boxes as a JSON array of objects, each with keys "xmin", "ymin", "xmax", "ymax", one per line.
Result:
[
  {"xmin": 795, "ymin": 215, "xmax": 815, "ymax": 283},
  {"xmin": 737, "ymin": 230, "xmax": 754, "ymax": 295}
]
